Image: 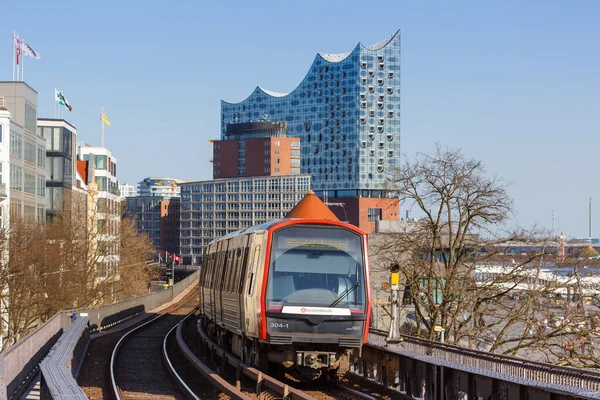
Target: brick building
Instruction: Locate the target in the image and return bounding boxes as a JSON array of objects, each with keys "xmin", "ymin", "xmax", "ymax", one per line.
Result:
[{"xmin": 212, "ymin": 121, "xmax": 300, "ymax": 178}]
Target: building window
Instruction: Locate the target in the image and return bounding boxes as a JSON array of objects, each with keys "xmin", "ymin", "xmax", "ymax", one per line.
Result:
[
  {"xmin": 94, "ymin": 155, "xmax": 107, "ymax": 170},
  {"xmin": 368, "ymin": 208, "xmax": 382, "ymax": 222},
  {"xmin": 10, "ymin": 131, "xmax": 22, "ymax": 158},
  {"xmin": 24, "ymin": 141, "xmax": 36, "ymax": 164},
  {"xmin": 37, "ymin": 146, "xmax": 45, "ymax": 167},
  {"xmin": 24, "ymin": 103, "xmax": 36, "ymax": 133},
  {"xmin": 10, "ymin": 165, "xmax": 22, "ymax": 190},
  {"xmin": 24, "ymin": 173, "xmax": 36, "ymax": 194}
]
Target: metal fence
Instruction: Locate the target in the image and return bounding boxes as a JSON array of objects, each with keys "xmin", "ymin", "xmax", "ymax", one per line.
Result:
[
  {"xmin": 0, "ymin": 270, "xmax": 199, "ymax": 399},
  {"xmin": 369, "ymin": 330, "xmax": 600, "ymax": 398}
]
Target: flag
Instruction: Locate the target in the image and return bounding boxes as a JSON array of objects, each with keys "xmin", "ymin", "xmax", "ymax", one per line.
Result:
[
  {"xmin": 55, "ymin": 89, "xmax": 72, "ymax": 111},
  {"xmin": 173, "ymin": 254, "xmax": 182, "ymax": 263},
  {"xmin": 21, "ymin": 41, "xmax": 40, "ymax": 59},
  {"xmin": 14, "ymin": 33, "xmax": 22, "ymax": 65},
  {"xmin": 102, "ymin": 111, "xmax": 111, "ymax": 126}
]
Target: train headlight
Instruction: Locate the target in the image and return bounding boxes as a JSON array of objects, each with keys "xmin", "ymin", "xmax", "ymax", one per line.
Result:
[
  {"xmin": 329, "ymin": 354, "xmax": 336, "ymax": 367},
  {"xmin": 297, "ymin": 352, "xmax": 303, "ymax": 365}
]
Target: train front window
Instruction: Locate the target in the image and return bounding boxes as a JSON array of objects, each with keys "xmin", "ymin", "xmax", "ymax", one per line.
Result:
[{"xmin": 266, "ymin": 225, "xmax": 366, "ymax": 311}]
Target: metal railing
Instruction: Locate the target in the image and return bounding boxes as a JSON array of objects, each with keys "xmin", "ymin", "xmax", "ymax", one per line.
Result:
[
  {"xmin": 68, "ymin": 269, "xmax": 200, "ymax": 333},
  {"xmin": 369, "ymin": 330, "xmax": 600, "ymax": 397},
  {"xmin": 0, "ymin": 313, "xmax": 69, "ymax": 400},
  {"xmin": 39, "ymin": 317, "xmax": 89, "ymax": 400}
]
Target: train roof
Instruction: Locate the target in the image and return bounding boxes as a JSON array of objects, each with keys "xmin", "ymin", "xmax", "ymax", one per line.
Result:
[{"xmin": 206, "ymin": 218, "xmax": 366, "ymax": 246}]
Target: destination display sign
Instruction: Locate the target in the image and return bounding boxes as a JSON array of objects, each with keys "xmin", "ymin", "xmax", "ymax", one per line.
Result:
[{"xmin": 281, "ymin": 237, "xmax": 349, "ymax": 251}]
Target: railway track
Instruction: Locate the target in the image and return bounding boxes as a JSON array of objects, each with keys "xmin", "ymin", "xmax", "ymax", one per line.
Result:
[
  {"xmin": 82, "ymin": 286, "xmax": 395, "ymax": 399},
  {"xmin": 171, "ymin": 315, "xmax": 385, "ymax": 400},
  {"xmin": 110, "ymin": 291, "xmax": 214, "ymax": 399}
]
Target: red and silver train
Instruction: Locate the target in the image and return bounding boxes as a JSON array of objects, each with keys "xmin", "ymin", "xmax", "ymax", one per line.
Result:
[{"xmin": 199, "ymin": 218, "xmax": 372, "ymax": 379}]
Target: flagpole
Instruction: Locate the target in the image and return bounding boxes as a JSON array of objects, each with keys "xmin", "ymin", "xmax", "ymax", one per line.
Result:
[
  {"xmin": 11, "ymin": 32, "xmax": 15, "ymax": 81},
  {"xmin": 101, "ymin": 107, "xmax": 104, "ymax": 148},
  {"xmin": 53, "ymin": 90, "xmax": 56, "ymax": 118}
]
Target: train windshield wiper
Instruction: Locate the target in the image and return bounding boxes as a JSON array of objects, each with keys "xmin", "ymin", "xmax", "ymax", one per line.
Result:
[{"xmin": 328, "ymin": 263, "xmax": 360, "ymax": 308}]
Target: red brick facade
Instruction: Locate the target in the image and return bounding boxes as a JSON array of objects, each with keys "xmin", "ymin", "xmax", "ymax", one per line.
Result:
[
  {"xmin": 213, "ymin": 137, "xmax": 300, "ymax": 178},
  {"xmin": 328, "ymin": 197, "xmax": 399, "ymax": 234}
]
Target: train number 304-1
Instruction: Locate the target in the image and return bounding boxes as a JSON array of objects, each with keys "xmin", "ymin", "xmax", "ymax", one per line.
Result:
[{"xmin": 270, "ymin": 322, "xmax": 289, "ymax": 329}]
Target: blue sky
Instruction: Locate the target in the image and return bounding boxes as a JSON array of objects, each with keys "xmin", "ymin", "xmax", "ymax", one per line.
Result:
[{"xmin": 3, "ymin": 1, "xmax": 599, "ymax": 238}]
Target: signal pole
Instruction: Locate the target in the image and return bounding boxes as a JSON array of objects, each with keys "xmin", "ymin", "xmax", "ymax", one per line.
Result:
[
  {"xmin": 387, "ymin": 264, "xmax": 400, "ymax": 342},
  {"xmin": 166, "ymin": 254, "xmax": 174, "ymax": 286}
]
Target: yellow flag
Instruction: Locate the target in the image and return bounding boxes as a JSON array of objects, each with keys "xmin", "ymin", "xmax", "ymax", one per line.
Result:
[{"xmin": 102, "ymin": 111, "xmax": 111, "ymax": 126}]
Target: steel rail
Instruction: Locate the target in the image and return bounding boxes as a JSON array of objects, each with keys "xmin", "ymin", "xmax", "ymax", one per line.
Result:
[
  {"xmin": 335, "ymin": 384, "xmax": 379, "ymax": 400},
  {"xmin": 175, "ymin": 318, "xmax": 252, "ymax": 400},
  {"xmin": 194, "ymin": 319, "xmax": 315, "ymax": 400},
  {"xmin": 163, "ymin": 310, "xmax": 202, "ymax": 400},
  {"xmin": 109, "ymin": 290, "xmax": 199, "ymax": 400}
]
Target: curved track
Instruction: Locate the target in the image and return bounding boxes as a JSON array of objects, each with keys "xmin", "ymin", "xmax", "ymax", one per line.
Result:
[{"xmin": 111, "ymin": 293, "xmax": 202, "ymax": 399}]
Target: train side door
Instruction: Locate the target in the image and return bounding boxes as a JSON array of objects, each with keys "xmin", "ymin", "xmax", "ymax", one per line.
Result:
[
  {"xmin": 204, "ymin": 251, "xmax": 216, "ymax": 317},
  {"xmin": 242, "ymin": 232, "xmax": 265, "ymax": 338},
  {"xmin": 218, "ymin": 240, "xmax": 231, "ymax": 325},
  {"xmin": 211, "ymin": 241, "xmax": 224, "ymax": 324},
  {"xmin": 237, "ymin": 235, "xmax": 250, "ymax": 334}
]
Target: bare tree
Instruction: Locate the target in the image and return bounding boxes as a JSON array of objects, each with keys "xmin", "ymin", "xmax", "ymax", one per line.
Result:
[
  {"xmin": 0, "ymin": 191, "xmax": 156, "ymax": 350},
  {"xmin": 372, "ymin": 144, "xmax": 600, "ymax": 366}
]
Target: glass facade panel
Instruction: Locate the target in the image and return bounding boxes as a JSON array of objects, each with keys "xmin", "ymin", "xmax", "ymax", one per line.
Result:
[
  {"xmin": 53, "ymin": 127, "xmax": 62, "ymax": 151},
  {"xmin": 50, "ymin": 158, "xmax": 64, "ymax": 182}
]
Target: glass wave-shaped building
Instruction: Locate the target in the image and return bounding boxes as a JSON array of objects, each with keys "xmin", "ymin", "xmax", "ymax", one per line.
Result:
[{"xmin": 221, "ymin": 31, "xmax": 401, "ymax": 199}]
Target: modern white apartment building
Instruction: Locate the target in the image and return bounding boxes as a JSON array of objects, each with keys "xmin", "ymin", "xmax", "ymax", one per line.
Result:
[
  {"xmin": 0, "ymin": 82, "xmax": 46, "ymax": 223},
  {"xmin": 118, "ymin": 182, "xmax": 136, "ymax": 199},
  {"xmin": 138, "ymin": 177, "xmax": 184, "ymax": 197},
  {"xmin": 77, "ymin": 145, "xmax": 120, "ymax": 276},
  {"xmin": 179, "ymin": 174, "xmax": 311, "ymax": 265},
  {"xmin": 0, "ymin": 99, "xmax": 10, "ymax": 231}
]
